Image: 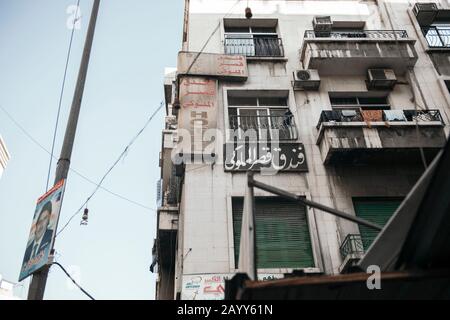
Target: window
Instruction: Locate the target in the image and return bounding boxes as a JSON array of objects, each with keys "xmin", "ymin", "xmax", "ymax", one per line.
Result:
[
  {"xmin": 353, "ymin": 198, "xmax": 403, "ymax": 250},
  {"xmin": 228, "ymin": 95, "xmax": 297, "ymax": 140},
  {"xmin": 224, "ymin": 23, "xmax": 283, "ymax": 57},
  {"xmin": 232, "ymin": 197, "xmax": 314, "ymax": 269},
  {"xmin": 445, "ymin": 80, "xmax": 450, "ymax": 94},
  {"xmin": 329, "ymin": 95, "xmax": 390, "ymax": 110},
  {"xmin": 422, "ymin": 24, "xmax": 450, "ymax": 48}
]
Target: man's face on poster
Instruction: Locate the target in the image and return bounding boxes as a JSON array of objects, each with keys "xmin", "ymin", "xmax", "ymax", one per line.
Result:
[{"xmin": 35, "ymin": 206, "xmax": 51, "ymax": 241}]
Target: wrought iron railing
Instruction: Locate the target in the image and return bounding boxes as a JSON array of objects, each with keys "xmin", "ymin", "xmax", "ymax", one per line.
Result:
[
  {"xmin": 422, "ymin": 26, "xmax": 450, "ymax": 48},
  {"xmin": 339, "ymin": 234, "xmax": 370, "ymax": 259},
  {"xmin": 224, "ymin": 37, "xmax": 284, "ymax": 57},
  {"xmin": 166, "ymin": 175, "xmax": 181, "ymax": 205},
  {"xmin": 229, "ymin": 114, "xmax": 298, "ymax": 140},
  {"xmin": 317, "ymin": 109, "xmax": 444, "ymax": 129},
  {"xmin": 304, "ymin": 29, "xmax": 409, "ymax": 40}
]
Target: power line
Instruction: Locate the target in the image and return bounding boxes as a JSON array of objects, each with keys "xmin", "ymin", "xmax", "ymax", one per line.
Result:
[
  {"xmin": 56, "ymin": 102, "xmax": 164, "ymax": 238},
  {"xmin": 46, "ymin": 0, "xmax": 81, "ymax": 192},
  {"xmin": 51, "ymin": 262, "xmax": 95, "ymax": 300},
  {"xmin": 0, "ymin": 104, "xmax": 156, "ymax": 213},
  {"xmin": 184, "ymin": 0, "xmax": 243, "ymax": 75}
]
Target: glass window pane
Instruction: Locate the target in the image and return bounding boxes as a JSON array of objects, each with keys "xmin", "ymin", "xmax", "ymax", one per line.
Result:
[
  {"xmin": 330, "ymin": 97, "xmax": 358, "ymax": 105},
  {"xmin": 358, "ymin": 97, "xmax": 388, "ymax": 105},
  {"xmin": 228, "ymin": 96, "xmax": 257, "ymax": 106},
  {"xmin": 259, "ymin": 97, "xmax": 287, "ymax": 106},
  {"xmin": 224, "ymin": 26, "xmax": 250, "ymax": 33},
  {"xmin": 251, "ymin": 27, "xmax": 277, "ymax": 34}
]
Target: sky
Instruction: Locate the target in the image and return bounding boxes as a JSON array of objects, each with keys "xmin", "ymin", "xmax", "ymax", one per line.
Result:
[{"xmin": 0, "ymin": 0, "xmax": 183, "ymax": 299}]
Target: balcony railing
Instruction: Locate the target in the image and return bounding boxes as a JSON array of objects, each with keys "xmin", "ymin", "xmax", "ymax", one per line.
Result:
[
  {"xmin": 304, "ymin": 29, "xmax": 409, "ymax": 40},
  {"xmin": 422, "ymin": 26, "xmax": 450, "ymax": 48},
  {"xmin": 339, "ymin": 234, "xmax": 371, "ymax": 259},
  {"xmin": 224, "ymin": 37, "xmax": 284, "ymax": 57},
  {"xmin": 166, "ymin": 175, "xmax": 181, "ymax": 205},
  {"xmin": 229, "ymin": 114, "xmax": 298, "ymax": 140},
  {"xmin": 317, "ymin": 109, "xmax": 444, "ymax": 129}
]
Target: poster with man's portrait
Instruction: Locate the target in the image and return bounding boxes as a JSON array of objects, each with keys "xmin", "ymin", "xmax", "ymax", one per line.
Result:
[{"xmin": 19, "ymin": 180, "xmax": 66, "ymax": 281}]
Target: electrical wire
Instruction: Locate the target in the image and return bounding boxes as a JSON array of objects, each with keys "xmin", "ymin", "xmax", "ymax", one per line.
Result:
[
  {"xmin": 184, "ymin": 0, "xmax": 243, "ymax": 75},
  {"xmin": 46, "ymin": 0, "xmax": 81, "ymax": 192},
  {"xmin": 51, "ymin": 262, "xmax": 95, "ymax": 300},
  {"xmin": 0, "ymin": 104, "xmax": 156, "ymax": 212},
  {"xmin": 56, "ymin": 102, "xmax": 164, "ymax": 238}
]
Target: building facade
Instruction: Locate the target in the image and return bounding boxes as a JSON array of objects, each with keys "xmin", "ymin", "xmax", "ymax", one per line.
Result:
[
  {"xmin": 0, "ymin": 275, "xmax": 21, "ymax": 300},
  {"xmin": 0, "ymin": 135, "xmax": 10, "ymax": 179},
  {"xmin": 153, "ymin": 0, "xmax": 450, "ymax": 300}
]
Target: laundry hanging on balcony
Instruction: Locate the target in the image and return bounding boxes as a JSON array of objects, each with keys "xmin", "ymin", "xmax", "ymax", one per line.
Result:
[
  {"xmin": 384, "ymin": 110, "xmax": 407, "ymax": 121},
  {"xmin": 361, "ymin": 109, "xmax": 383, "ymax": 127}
]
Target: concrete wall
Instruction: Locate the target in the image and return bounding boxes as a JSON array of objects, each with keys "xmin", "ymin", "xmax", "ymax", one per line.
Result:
[{"xmin": 168, "ymin": 0, "xmax": 450, "ymax": 297}]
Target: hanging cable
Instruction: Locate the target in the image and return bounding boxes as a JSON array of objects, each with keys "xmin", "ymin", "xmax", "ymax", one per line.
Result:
[
  {"xmin": 51, "ymin": 262, "xmax": 95, "ymax": 300},
  {"xmin": 184, "ymin": 0, "xmax": 243, "ymax": 76},
  {"xmin": 0, "ymin": 104, "xmax": 156, "ymax": 212},
  {"xmin": 56, "ymin": 102, "xmax": 164, "ymax": 238},
  {"xmin": 46, "ymin": 0, "xmax": 81, "ymax": 192}
]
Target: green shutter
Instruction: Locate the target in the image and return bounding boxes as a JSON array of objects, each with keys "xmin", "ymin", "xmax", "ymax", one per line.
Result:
[
  {"xmin": 353, "ymin": 198, "xmax": 402, "ymax": 250},
  {"xmin": 232, "ymin": 197, "xmax": 314, "ymax": 269}
]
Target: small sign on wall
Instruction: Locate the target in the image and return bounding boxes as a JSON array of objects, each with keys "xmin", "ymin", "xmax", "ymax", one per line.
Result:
[{"xmin": 181, "ymin": 273, "xmax": 284, "ymax": 300}]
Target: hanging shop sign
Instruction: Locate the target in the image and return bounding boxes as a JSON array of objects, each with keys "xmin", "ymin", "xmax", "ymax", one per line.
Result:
[
  {"xmin": 178, "ymin": 76, "xmax": 218, "ymax": 154},
  {"xmin": 177, "ymin": 52, "xmax": 248, "ymax": 81}
]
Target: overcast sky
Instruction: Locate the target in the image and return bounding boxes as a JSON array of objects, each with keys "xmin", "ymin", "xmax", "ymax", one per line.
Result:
[{"xmin": 0, "ymin": 0, "xmax": 182, "ymax": 299}]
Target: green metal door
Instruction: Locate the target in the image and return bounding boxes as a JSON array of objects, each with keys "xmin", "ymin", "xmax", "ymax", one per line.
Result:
[
  {"xmin": 353, "ymin": 198, "xmax": 402, "ymax": 250},
  {"xmin": 232, "ymin": 197, "xmax": 314, "ymax": 269}
]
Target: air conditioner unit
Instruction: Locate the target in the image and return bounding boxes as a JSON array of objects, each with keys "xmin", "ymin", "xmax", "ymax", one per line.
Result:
[
  {"xmin": 313, "ymin": 16, "xmax": 332, "ymax": 33},
  {"xmin": 367, "ymin": 69, "xmax": 397, "ymax": 89},
  {"xmin": 293, "ymin": 69, "xmax": 321, "ymax": 90},
  {"xmin": 413, "ymin": 3, "xmax": 438, "ymax": 26}
]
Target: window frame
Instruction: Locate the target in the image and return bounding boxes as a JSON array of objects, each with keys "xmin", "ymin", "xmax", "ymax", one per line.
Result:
[
  {"xmin": 329, "ymin": 95, "xmax": 391, "ymax": 110},
  {"xmin": 228, "ymin": 96, "xmax": 295, "ymax": 141},
  {"xmin": 227, "ymin": 194, "xmax": 323, "ymax": 274}
]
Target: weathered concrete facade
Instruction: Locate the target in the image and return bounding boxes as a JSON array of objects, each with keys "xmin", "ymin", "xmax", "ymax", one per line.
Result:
[{"xmin": 154, "ymin": 0, "xmax": 450, "ymax": 300}]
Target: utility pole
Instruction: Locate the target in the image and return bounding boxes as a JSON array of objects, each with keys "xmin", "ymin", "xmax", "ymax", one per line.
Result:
[{"xmin": 27, "ymin": 0, "xmax": 101, "ymax": 300}]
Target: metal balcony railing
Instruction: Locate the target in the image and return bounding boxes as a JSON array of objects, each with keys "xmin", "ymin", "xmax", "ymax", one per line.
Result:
[
  {"xmin": 339, "ymin": 234, "xmax": 370, "ymax": 259},
  {"xmin": 166, "ymin": 175, "xmax": 181, "ymax": 205},
  {"xmin": 304, "ymin": 29, "xmax": 409, "ymax": 40},
  {"xmin": 422, "ymin": 26, "xmax": 450, "ymax": 48},
  {"xmin": 224, "ymin": 37, "xmax": 284, "ymax": 57},
  {"xmin": 316, "ymin": 109, "xmax": 444, "ymax": 129},
  {"xmin": 229, "ymin": 114, "xmax": 298, "ymax": 140}
]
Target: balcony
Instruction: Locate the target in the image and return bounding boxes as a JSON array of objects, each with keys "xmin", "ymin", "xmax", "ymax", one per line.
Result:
[
  {"xmin": 229, "ymin": 114, "xmax": 298, "ymax": 140},
  {"xmin": 316, "ymin": 109, "xmax": 446, "ymax": 165},
  {"xmin": 301, "ymin": 30, "xmax": 418, "ymax": 75},
  {"xmin": 224, "ymin": 37, "xmax": 284, "ymax": 58},
  {"xmin": 339, "ymin": 234, "xmax": 369, "ymax": 273},
  {"xmin": 422, "ymin": 26, "xmax": 450, "ymax": 48}
]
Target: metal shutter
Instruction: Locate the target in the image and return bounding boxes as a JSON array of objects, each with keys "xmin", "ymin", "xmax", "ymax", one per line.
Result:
[
  {"xmin": 353, "ymin": 198, "xmax": 402, "ymax": 250},
  {"xmin": 232, "ymin": 197, "xmax": 314, "ymax": 269}
]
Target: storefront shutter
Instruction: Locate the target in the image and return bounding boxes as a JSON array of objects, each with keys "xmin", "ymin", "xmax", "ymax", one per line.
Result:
[
  {"xmin": 232, "ymin": 197, "xmax": 314, "ymax": 269},
  {"xmin": 353, "ymin": 198, "xmax": 402, "ymax": 250}
]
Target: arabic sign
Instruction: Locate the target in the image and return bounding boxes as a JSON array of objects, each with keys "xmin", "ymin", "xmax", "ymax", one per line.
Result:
[
  {"xmin": 19, "ymin": 180, "xmax": 66, "ymax": 281},
  {"xmin": 177, "ymin": 52, "xmax": 248, "ymax": 81},
  {"xmin": 224, "ymin": 142, "xmax": 308, "ymax": 172},
  {"xmin": 178, "ymin": 76, "xmax": 218, "ymax": 153},
  {"xmin": 181, "ymin": 273, "xmax": 284, "ymax": 300}
]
